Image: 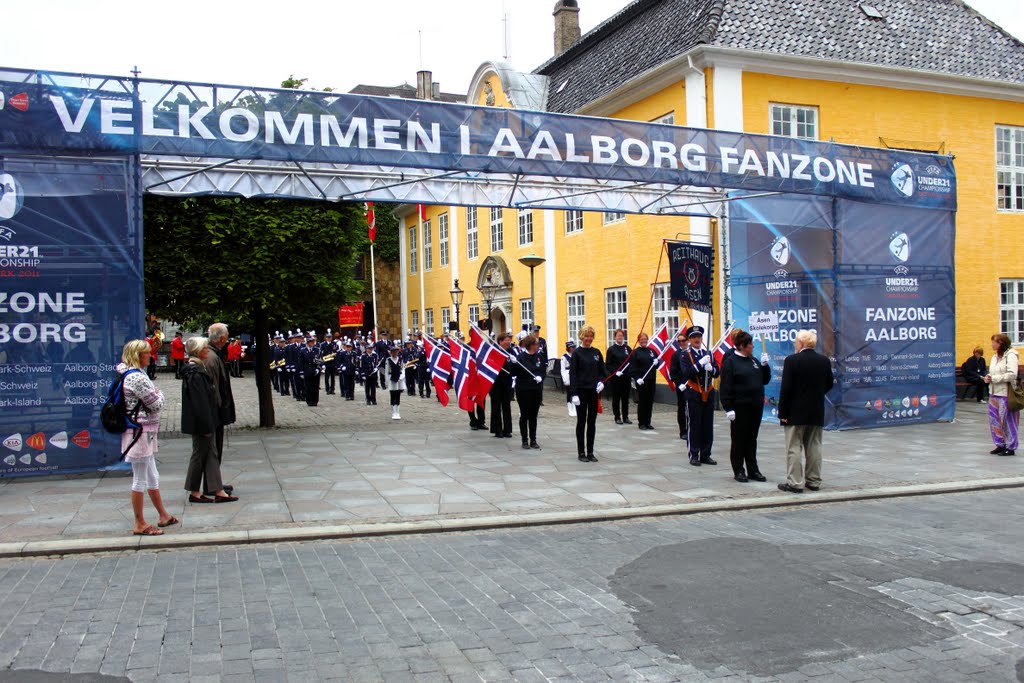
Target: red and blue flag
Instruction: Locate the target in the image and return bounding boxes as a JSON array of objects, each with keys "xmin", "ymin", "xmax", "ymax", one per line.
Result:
[
  {"xmin": 448, "ymin": 337, "xmax": 477, "ymax": 411},
  {"xmin": 469, "ymin": 325, "xmax": 509, "ymax": 407},
  {"xmin": 423, "ymin": 335, "xmax": 451, "ymax": 407}
]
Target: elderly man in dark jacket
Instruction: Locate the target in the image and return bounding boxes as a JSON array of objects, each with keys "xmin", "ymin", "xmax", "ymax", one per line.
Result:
[
  {"xmin": 203, "ymin": 322, "xmax": 237, "ymax": 496},
  {"xmin": 182, "ymin": 337, "xmax": 236, "ymax": 503}
]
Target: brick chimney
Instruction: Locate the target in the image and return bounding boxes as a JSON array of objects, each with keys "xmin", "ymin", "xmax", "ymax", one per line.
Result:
[
  {"xmin": 553, "ymin": 0, "xmax": 581, "ymax": 56},
  {"xmin": 416, "ymin": 70, "xmax": 433, "ymax": 100}
]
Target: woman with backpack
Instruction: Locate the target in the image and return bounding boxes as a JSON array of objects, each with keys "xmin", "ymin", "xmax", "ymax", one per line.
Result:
[
  {"xmin": 181, "ymin": 337, "xmax": 238, "ymax": 503},
  {"xmin": 119, "ymin": 339, "xmax": 177, "ymax": 536}
]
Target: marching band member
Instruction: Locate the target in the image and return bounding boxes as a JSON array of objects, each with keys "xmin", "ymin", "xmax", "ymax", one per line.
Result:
[
  {"xmin": 321, "ymin": 330, "xmax": 337, "ymax": 395},
  {"xmin": 510, "ymin": 334, "xmax": 545, "ymax": 449},
  {"xmin": 402, "ymin": 339, "xmax": 418, "ymax": 396},
  {"xmin": 385, "ymin": 346, "xmax": 406, "ymax": 420},
  {"xmin": 273, "ymin": 334, "xmax": 289, "ymax": 396},
  {"xmin": 671, "ymin": 329, "xmax": 688, "ymax": 439},
  {"xmin": 568, "ymin": 326, "xmax": 606, "ymax": 462},
  {"xmin": 624, "ymin": 332, "xmax": 660, "ymax": 431},
  {"xmin": 340, "ymin": 341, "xmax": 357, "ymax": 400},
  {"xmin": 671, "ymin": 325, "xmax": 719, "ymax": 467},
  {"xmin": 416, "ymin": 341, "xmax": 432, "ymax": 398},
  {"xmin": 358, "ymin": 343, "xmax": 379, "ymax": 405},
  {"xmin": 719, "ymin": 330, "xmax": 771, "ymax": 482},
  {"xmin": 286, "ymin": 331, "xmax": 303, "ymax": 401},
  {"xmin": 606, "ymin": 328, "xmax": 633, "ymax": 425},
  {"xmin": 489, "ymin": 333, "xmax": 515, "ymax": 438},
  {"xmin": 299, "ymin": 332, "xmax": 322, "ymax": 407}
]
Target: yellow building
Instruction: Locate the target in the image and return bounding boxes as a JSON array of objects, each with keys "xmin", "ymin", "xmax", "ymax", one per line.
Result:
[{"xmin": 396, "ymin": 0, "xmax": 1024, "ymax": 371}]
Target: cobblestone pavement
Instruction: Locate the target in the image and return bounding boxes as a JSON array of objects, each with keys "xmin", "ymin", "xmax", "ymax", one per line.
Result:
[
  {"xmin": 0, "ymin": 377, "xmax": 1020, "ymax": 544},
  {"xmin": 0, "ymin": 489, "xmax": 1020, "ymax": 681}
]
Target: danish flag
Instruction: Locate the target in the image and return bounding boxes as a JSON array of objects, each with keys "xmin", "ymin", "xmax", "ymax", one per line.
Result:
[
  {"xmin": 469, "ymin": 325, "xmax": 509, "ymax": 407},
  {"xmin": 423, "ymin": 335, "xmax": 451, "ymax": 407},
  {"xmin": 711, "ymin": 325, "xmax": 736, "ymax": 365},
  {"xmin": 448, "ymin": 337, "xmax": 477, "ymax": 411},
  {"xmin": 648, "ymin": 323, "xmax": 677, "ymax": 391}
]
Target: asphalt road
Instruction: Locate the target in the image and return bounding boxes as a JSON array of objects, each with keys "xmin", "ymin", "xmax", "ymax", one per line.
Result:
[{"xmin": 0, "ymin": 489, "xmax": 1021, "ymax": 682}]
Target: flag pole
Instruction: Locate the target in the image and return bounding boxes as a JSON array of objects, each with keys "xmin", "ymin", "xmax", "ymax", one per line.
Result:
[{"xmin": 370, "ymin": 241, "xmax": 379, "ymax": 341}]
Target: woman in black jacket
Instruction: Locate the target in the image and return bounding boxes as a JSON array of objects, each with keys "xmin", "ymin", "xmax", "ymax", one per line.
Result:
[
  {"xmin": 181, "ymin": 337, "xmax": 237, "ymax": 503},
  {"xmin": 606, "ymin": 329, "xmax": 632, "ymax": 425},
  {"xmin": 625, "ymin": 332, "xmax": 661, "ymax": 430},
  {"xmin": 719, "ymin": 330, "xmax": 771, "ymax": 482},
  {"xmin": 569, "ymin": 326, "xmax": 607, "ymax": 462},
  {"xmin": 511, "ymin": 334, "xmax": 546, "ymax": 449}
]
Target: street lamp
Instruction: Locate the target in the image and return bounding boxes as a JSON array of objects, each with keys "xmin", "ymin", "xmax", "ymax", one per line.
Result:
[
  {"xmin": 518, "ymin": 254, "xmax": 545, "ymax": 333},
  {"xmin": 478, "ymin": 273, "xmax": 498, "ymax": 332},
  {"xmin": 449, "ymin": 279, "xmax": 464, "ymax": 330}
]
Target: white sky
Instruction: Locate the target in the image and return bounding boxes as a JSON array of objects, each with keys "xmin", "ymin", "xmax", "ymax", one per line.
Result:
[{"xmin": 3, "ymin": 0, "xmax": 1022, "ymax": 96}]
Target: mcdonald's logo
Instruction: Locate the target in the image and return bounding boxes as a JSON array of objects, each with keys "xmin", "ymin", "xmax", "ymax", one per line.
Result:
[{"xmin": 26, "ymin": 432, "xmax": 45, "ymax": 451}]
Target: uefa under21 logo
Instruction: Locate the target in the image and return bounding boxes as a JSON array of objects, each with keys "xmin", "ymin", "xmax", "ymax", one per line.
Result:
[
  {"xmin": 889, "ymin": 232, "xmax": 910, "ymax": 263},
  {"xmin": 890, "ymin": 163, "xmax": 915, "ymax": 198},
  {"xmin": 770, "ymin": 236, "xmax": 790, "ymax": 267},
  {"xmin": 0, "ymin": 173, "xmax": 24, "ymax": 220}
]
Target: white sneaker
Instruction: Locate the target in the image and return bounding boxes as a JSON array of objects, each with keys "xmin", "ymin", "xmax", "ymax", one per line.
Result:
[{"xmin": 392, "ymin": 406, "xmax": 400, "ymax": 420}]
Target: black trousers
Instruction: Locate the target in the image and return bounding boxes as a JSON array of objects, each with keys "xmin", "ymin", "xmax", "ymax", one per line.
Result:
[
  {"xmin": 575, "ymin": 389, "xmax": 599, "ymax": 455},
  {"xmin": 490, "ymin": 392, "xmax": 513, "ymax": 436},
  {"xmin": 960, "ymin": 379, "xmax": 988, "ymax": 401},
  {"xmin": 303, "ymin": 372, "xmax": 319, "ymax": 406},
  {"xmin": 173, "ymin": 358, "xmax": 184, "ymax": 379},
  {"xmin": 418, "ymin": 372, "xmax": 432, "ymax": 397},
  {"xmin": 610, "ymin": 376, "xmax": 631, "ymax": 420},
  {"xmin": 637, "ymin": 378, "xmax": 656, "ymax": 427},
  {"xmin": 291, "ymin": 371, "xmax": 304, "ymax": 400},
  {"xmin": 676, "ymin": 391, "xmax": 687, "ymax": 438},
  {"xmin": 341, "ymin": 373, "xmax": 355, "ymax": 399},
  {"xmin": 730, "ymin": 404, "xmax": 764, "ymax": 476},
  {"xmin": 685, "ymin": 392, "xmax": 714, "ymax": 460},
  {"xmin": 390, "ymin": 389, "xmax": 401, "ymax": 406},
  {"xmin": 324, "ymin": 367, "xmax": 336, "ymax": 394},
  {"xmin": 365, "ymin": 376, "xmax": 377, "ymax": 403},
  {"xmin": 278, "ymin": 369, "xmax": 289, "ymax": 395},
  {"xmin": 517, "ymin": 391, "xmax": 541, "ymax": 444},
  {"xmin": 468, "ymin": 405, "xmax": 486, "ymax": 429},
  {"xmin": 147, "ymin": 357, "xmax": 157, "ymax": 379},
  {"xmin": 405, "ymin": 368, "xmax": 416, "ymax": 395}
]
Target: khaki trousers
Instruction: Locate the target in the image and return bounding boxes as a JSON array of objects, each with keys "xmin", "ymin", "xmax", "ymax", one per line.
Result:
[{"xmin": 784, "ymin": 425, "xmax": 823, "ymax": 488}]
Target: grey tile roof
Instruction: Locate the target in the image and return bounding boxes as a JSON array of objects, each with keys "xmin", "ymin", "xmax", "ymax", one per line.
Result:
[
  {"xmin": 349, "ymin": 83, "xmax": 465, "ymax": 104},
  {"xmin": 535, "ymin": 0, "xmax": 1024, "ymax": 114}
]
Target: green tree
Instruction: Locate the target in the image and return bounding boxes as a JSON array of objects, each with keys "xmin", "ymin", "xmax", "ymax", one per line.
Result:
[
  {"xmin": 143, "ymin": 196, "xmax": 368, "ymax": 427},
  {"xmin": 370, "ymin": 202, "xmax": 400, "ymax": 262}
]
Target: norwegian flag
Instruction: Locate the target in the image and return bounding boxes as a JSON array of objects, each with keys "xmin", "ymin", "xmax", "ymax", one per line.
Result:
[
  {"xmin": 423, "ymin": 335, "xmax": 451, "ymax": 407},
  {"xmin": 448, "ymin": 337, "xmax": 477, "ymax": 411},
  {"xmin": 648, "ymin": 323, "xmax": 677, "ymax": 391},
  {"xmin": 469, "ymin": 325, "xmax": 509, "ymax": 407},
  {"xmin": 366, "ymin": 202, "xmax": 376, "ymax": 243},
  {"xmin": 712, "ymin": 325, "xmax": 736, "ymax": 365},
  {"xmin": 417, "ymin": 204, "xmax": 428, "ymax": 222}
]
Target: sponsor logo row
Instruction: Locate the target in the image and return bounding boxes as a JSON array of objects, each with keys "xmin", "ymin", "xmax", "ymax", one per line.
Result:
[{"xmin": 3, "ymin": 430, "xmax": 91, "ymax": 452}]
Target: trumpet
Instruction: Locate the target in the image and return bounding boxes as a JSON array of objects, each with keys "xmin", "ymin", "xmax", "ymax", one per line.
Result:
[
  {"xmin": 404, "ymin": 360, "xmax": 419, "ymax": 369},
  {"xmin": 322, "ymin": 353, "xmax": 336, "ymax": 363}
]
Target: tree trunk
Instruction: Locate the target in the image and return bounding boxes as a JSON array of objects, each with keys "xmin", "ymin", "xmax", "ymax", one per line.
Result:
[{"xmin": 253, "ymin": 308, "xmax": 276, "ymax": 428}]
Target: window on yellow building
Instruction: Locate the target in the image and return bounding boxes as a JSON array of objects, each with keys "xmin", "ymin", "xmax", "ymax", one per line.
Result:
[
  {"xmin": 996, "ymin": 125, "xmax": 1024, "ymax": 212},
  {"xmin": 652, "ymin": 283, "xmax": 680, "ymax": 334},
  {"xmin": 441, "ymin": 307, "xmax": 450, "ymax": 334},
  {"xmin": 439, "ymin": 213, "xmax": 449, "ymax": 267},
  {"xmin": 411, "ymin": 310, "xmax": 419, "ymax": 332},
  {"xmin": 1000, "ymin": 280, "xmax": 1024, "ymax": 344},
  {"xmin": 468, "ymin": 304, "xmax": 480, "ymax": 327},
  {"xmin": 605, "ymin": 288, "xmax": 628, "ymax": 347},
  {"xmin": 423, "ymin": 219, "xmax": 432, "ymax": 271},
  {"xmin": 602, "ymin": 212, "xmax": 626, "ymax": 225},
  {"xmin": 466, "ymin": 208, "xmax": 479, "ymax": 260},
  {"xmin": 409, "ymin": 227, "xmax": 418, "ymax": 274},
  {"xmin": 652, "ymin": 112, "xmax": 675, "ymax": 126},
  {"xmin": 518, "ymin": 209, "xmax": 533, "ymax": 246},
  {"xmin": 520, "ymin": 298, "xmax": 533, "ymax": 330},
  {"xmin": 770, "ymin": 103, "xmax": 818, "ymax": 140},
  {"xmin": 425, "ymin": 309, "xmax": 434, "ymax": 336},
  {"xmin": 565, "ymin": 210, "xmax": 584, "ymax": 234},
  {"xmin": 567, "ymin": 292, "xmax": 586, "ymax": 343},
  {"xmin": 490, "ymin": 207, "xmax": 504, "ymax": 252}
]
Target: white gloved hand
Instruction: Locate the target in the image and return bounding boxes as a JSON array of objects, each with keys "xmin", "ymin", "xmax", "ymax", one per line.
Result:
[
  {"xmin": 636, "ymin": 378, "xmax": 644, "ymax": 386},
  {"xmin": 615, "ymin": 370, "xmax": 623, "ymax": 377},
  {"xmin": 760, "ymin": 353, "xmax": 769, "ymax": 364},
  {"xmin": 571, "ymin": 396, "xmax": 581, "ymax": 406},
  {"xmin": 699, "ymin": 355, "xmax": 712, "ymax": 369},
  {"xmin": 678, "ymin": 384, "xmax": 686, "ymax": 392},
  {"xmin": 596, "ymin": 382, "xmax": 605, "ymax": 393},
  {"xmin": 533, "ymin": 375, "xmax": 543, "ymax": 383},
  {"xmin": 508, "ymin": 355, "xmax": 519, "ymax": 365},
  {"xmin": 726, "ymin": 410, "xmax": 736, "ymax": 421}
]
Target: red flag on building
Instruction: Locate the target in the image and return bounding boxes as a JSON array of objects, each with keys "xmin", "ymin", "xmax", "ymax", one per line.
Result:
[
  {"xmin": 417, "ymin": 204, "xmax": 428, "ymax": 222},
  {"xmin": 366, "ymin": 202, "xmax": 376, "ymax": 243}
]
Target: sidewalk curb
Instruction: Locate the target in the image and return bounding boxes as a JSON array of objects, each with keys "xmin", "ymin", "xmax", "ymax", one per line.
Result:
[{"xmin": 4, "ymin": 476, "xmax": 1023, "ymax": 559}]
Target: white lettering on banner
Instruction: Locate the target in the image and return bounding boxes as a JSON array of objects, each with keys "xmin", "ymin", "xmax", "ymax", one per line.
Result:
[
  {"xmin": 0, "ymin": 292, "xmax": 86, "ymax": 313},
  {"xmin": 46, "ymin": 95, "xmax": 905, "ymax": 191},
  {"xmin": 748, "ymin": 312, "xmax": 779, "ymax": 335},
  {"xmin": 0, "ymin": 323, "xmax": 86, "ymax": 344}
]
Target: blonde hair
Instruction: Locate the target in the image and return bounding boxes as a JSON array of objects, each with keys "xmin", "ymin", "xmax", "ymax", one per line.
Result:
[
  {"xmin": 121, "ymin": 340, "xmax": 151, "ymax": 369},
  {"xmin": 185, "ymin": 336, "xmax": 209, "ymax": 358},
  {"xmin": 579, "ymin": 326, "xmax": 595, "ymax": 340},
  {"xmin": 796, "ymin": 329, "xmax": 817, "ymax": 349}
]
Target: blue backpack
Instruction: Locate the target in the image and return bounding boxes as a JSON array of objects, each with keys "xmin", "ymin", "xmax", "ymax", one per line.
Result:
[{"xmin": 101, "ymin": 369, "xmax": 144, "ymax": 434}]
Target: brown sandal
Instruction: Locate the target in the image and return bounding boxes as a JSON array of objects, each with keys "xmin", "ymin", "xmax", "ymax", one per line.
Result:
[
  {"xmin": 133, "ymin": 526, "xmax": 163, "ymax": 536},
  {"xmin": 157, "ymin": 517, "xmax": 179, "ymax": 528}
]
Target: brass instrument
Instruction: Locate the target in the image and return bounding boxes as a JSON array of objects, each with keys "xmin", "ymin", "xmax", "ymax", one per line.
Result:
[
  {"xmin": 322, "ymin": 353, "xmax": 336, "ymax": 363},
  {"xmin": 404, "ymin": 360, "xmax": 419, "ymax": 369},
  {"xmin": 268, "ymin": 359, "xmax": 285, "ymax": 369}
]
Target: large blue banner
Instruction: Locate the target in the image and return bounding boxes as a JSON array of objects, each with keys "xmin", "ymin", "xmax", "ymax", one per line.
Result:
[
  {"xmin": 0, "ymin": 68, "xmax": 955, "ymax": 210},
  {"xmin": 728, "ymin": 194, "xmax": 955, "ymax": 429},
  {"xmin": 0, "ymin": 156, "xmax": 142, "ymax": 477}
]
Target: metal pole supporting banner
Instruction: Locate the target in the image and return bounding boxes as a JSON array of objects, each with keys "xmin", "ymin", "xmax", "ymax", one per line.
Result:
[{"xmin": 370, "ymin": 242, "xmax": 379, "ymax": 341}]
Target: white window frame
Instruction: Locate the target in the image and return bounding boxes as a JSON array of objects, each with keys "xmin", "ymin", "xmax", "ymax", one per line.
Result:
[
  {"xmin": 423, "ymin": 219, "xmax": 432, "ymax": 271},
  {"xmin": 411, "ymin": 310, "xmax": 419, "ymax": 333},
  {"xmin": 490, "ymin": 207, "xmax": 504, "ymax": 252},
  {"xmin": 1000, "ymin": 279, "xmax": 1024, "ymax": 344},
  {"xmin": 651, "ymin": 112, "xmax": 675, "ymax": 125},
  {"xmin": 996, "ymin": 125, "xmax": 1024, "ymax": 212},
  {"xmin": 441, "ymin": 307, "xmax": 451, "ymax": 334},
  {"xmin": 602, "ymin": 212, "xmax": 626, "ymax": 225},
  {"xmin": 438, "ymin": 213, "xmax": 449, "ymax": 266},
  {"xmin": 605, "ymin": 287, "xmax": 628, "ymax": 348},
  {"xmin": 770, "ymin": 103, "xmax": 818, "ymax": 140},
  {"xmin": 408, "ymin": 227, "xmax": 418, "ymax": 274},
  {"xmin": 468, "ymin": 304, "xmax": 480, "ymax": 327},
  {"xmin": 565, "ymin": 210, "xmax": 584, "ymax": 235},
  {"xmin": 518, "ymin": 209, "xmax": 533, "ymax": 246},
  {"xmin": 425, "ymin": 309, "xmax": 434, "ymax": 337},
  {"xmin": 566, "ymin": 292, "xmax": 586, "ymax": 343},
  {"xmin": 652, "ymin": 283, "xmax": 680, "ymax": 334},
  {"xmin": 520, "ymin": 298, "xmax": 533, "ymax": 330},
  {"xmin": 466, "ymin": 208, "xmax": 479, "ymax": 260}
]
